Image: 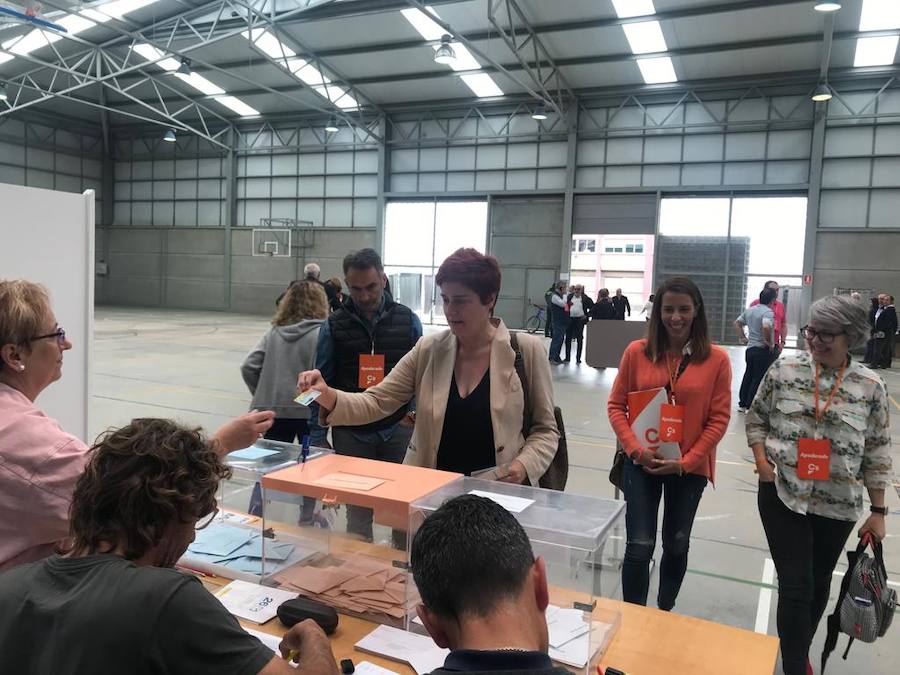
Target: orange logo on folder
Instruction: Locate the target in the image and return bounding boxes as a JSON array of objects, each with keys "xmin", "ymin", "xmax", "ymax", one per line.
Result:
[
  {"xmin": 358, "ymin": 354, "xmax": 385, "ymax": 389},
  {"xmin": 659, "ymin": 402, "xmax": 684, "ymax": 443},
  {"xmin": 626, "ymin": 388, "xmax": 682, "ymax": 461},
  {"xmin": 797, "ymin": 438, "xmax": 830, "ymax": 481}
]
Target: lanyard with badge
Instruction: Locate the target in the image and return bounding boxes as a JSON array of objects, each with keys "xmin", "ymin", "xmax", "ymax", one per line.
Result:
[
  {"xmin": 659, "ymin": 352, "xmax": 691, "ymax": 443},
  {"xmin": 796, "ymin": 361, "xmax": 846, "ymax": 481},
  {"xmin": 358, "ymin": 336, "xmax": 385, "ymax": 389}
]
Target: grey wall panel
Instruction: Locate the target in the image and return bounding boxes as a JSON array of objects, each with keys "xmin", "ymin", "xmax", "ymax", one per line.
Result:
[
  {"xmin": 298, "ymin": 176, "xmax": 325, "ymax": 197},
  {"xmin": 164, "ymin": 279, "xmax": 226, "ymax": 308},
  {"xmin": 818, "ymin": 190, "xmax": 868, "ymax": 228},
  {"xmin": 643, "ymin": 165, "xmax": 680, "ymax": 187},
  {"xmin": 871, "ymin": 158, "xmax": 900, "ymax": 187},
  {"xmin": 824, "ymin": 127, "xmax": 872, "ymax": 157},
  {"xmin": 867, "ymin": 190, "xmax": 900, "ymax": 228},
  {"xmin": 108, "ymin": 251, "xmax": 161, "ymax": 278},
  {"xmin": 537, "ymin": 169, "xmax": 566, "ymax": 189},
  {"xmin": 167, "ymin": 229, "xmax": 225, "ymax": 255},
  {"xmin": 607, "ymin": 138, "xmax": 643, "ymax": 164},
  {"xmin": 573, "ymin": 194, "xmax": 657, "ymax": 235},
  {"xmin": 605, "ymin": 166, "xmax": 642, "ymax": 187},
  {"xmin": 644, "ymin": 136, "xmax": 681, "ymax": 163},
  {"xmin": 447, "ymin": 146, "xmax": 476, "ymax": 170},
  {"xmin": 683, "ymin": 134, "xmax": 724, "ymax": 161},
  {"xmin": 681, "ymin": 163, "xmax": 722, "ymax": 186},
  {"xmin": 768, "ymin": 130, "xmax": 812, "ymax": 159},
  {"xmin": 108, "ymin": 228, "xmax": 163, "ymax": 252},
  {"xmin": 506, "ymin": 170, "xmax": 536, "ymax": 190},
  {"xmin": 475, "ymin": 171, "xmax": 505, "ymax": 191},
  {"xmin": 103, "ymin": 277, "xmax": 161, "ymax": 307},
  {"xmin": 765, "ymin": 160, "xmax": 809, "ymax": 185},
  {"xmin": 0, "ymin": 165, "xmax": 25, "ymax": 183},
  {"xmin": 813, "ymin": 230, "xmax": 900, "ymax": 297},
  {"xmin": 725, "ymin": 132, "xmax": 767, "ymax": 160},
  {"xmin": 326, "ymin": 198, "xmax": 353, "ymax": 226},
  {"xmin": 822, "ymin": 159, "xmax": 871, "ymax": 188},
  {"xmin": 230, "ymin": 283, "xmax": 286, "ymax": 314},
  {"xmin": 723, "ymin": 162, "xmax": 764, "ymax": 185},
  {"xmin": 174, "ymin": 202, "xmax": 198, "ymax": 227},
  {"xmin": 492, "ymin": 197, "xmax": 564, "ymax": 235},
  {"xmin": 232, "ymin": 256, "xmax": 297, "ymax": 285}
]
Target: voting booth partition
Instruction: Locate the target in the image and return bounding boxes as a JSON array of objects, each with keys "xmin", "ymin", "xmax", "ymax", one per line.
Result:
[{"xmin": 0, "ymin": 184, "xmax": 94, "ymax": 442}]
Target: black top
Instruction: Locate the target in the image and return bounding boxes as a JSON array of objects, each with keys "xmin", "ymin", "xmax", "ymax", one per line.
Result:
[
  {"xmin": 436, "ymin": 370, "xmax": 495, "ymax": 475},
  {"xmin": 591, "ymin": 298, "xmax": 617, "ymax": 320},
  {"xmin": 429, "ymin": 649, "xmax": 570, "ymax": 675},
  {"xmin": 0, "ymin": 555, "xmax": 273, "ymax": 675}
]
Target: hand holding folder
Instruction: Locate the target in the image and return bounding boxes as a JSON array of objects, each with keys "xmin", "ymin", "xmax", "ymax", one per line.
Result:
[{"xmin": 626, "ymin": 388, "xmax": 682, "ymax": 461}]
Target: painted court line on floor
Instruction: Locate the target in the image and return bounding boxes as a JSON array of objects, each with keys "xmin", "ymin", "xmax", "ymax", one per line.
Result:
[{"xmin": 754, "ymin": 558, "xmax": 776, "ymax": 634}]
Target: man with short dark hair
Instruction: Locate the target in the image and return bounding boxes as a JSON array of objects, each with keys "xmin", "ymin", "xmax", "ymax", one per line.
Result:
[
  {"xmin": 411, "ymin": 495, "xmax": 568, "ymax": 675},
  {"xmin": 872, "ymin": 293, "xmax": 897, "ymax": 369},
  {"xmin": 0, "ymin": 419, "xmax": 338, "ymax": 675},
  {"xmin": 735, "ymin": 287, "xmax": 777, "ymax": 413},
  {"xmin": 309, "ymin": 248, "xmax": 422, "ymax": 539},
  {"xmin": 749, "ymin": 280, "xmax": 786, "ymax": 353},
  {"xmin": 611, "ymin": 288, "xmax": 630, "ymax": 320},
  {"xmin": 564, "ymin": 285, "xmax": 593, "ymax": 364}
]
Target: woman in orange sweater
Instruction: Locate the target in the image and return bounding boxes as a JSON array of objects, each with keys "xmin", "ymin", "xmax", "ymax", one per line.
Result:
[{"xmin": 608, "ymin": 277, "xmax": 731, "ymax": 609}]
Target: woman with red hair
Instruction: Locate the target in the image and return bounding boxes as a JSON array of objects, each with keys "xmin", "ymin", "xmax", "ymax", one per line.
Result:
[{"xmin": 298, "ymin": 248, "xmax": 559, "ymax": 484}]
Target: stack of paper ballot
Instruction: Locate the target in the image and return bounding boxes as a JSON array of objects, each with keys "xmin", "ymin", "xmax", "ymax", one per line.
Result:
[
  {"xmin": 274, "ymin": 554, "xmax": 410, "ymax": 624},
  {"xmin": 546, "ymin": 604, "xmax": 616, "ymax": 668},
  {"xmin": 184, "ymin": 523, "xmax": 309, "ymax": 576}
]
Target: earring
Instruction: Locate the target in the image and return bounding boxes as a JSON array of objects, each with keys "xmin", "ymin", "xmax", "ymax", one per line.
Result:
[{"xmin": 18, "ymin": 365, "xmax": 25, "ymax": 372}]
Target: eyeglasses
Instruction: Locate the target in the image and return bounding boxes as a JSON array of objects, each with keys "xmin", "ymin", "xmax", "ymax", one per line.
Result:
[
  {"xmin": 30, "ymin": 328, "xmax": 66, "ymax": 346},
  {"xmin": 800, "ymin": 326, "xmax": 841, "ymax": 344},
  {"xmin": 195, "ymin": 508, "xmax": 219, "ymax": 530}
]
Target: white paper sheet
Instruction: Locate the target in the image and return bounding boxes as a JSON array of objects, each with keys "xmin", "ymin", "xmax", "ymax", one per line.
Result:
[
  {"xmin": 315, "ymin": 472, "xmax": 386, "ymax": 491},
  {"xmin": 355, "ymin": 662, "xmax": 401, "ymax": 675},
  {"xmin": 355, "ymin": 625, "xmax": 449, "ymax": 675},
  {"xmin": 547, "ymin": 620, "xmax": 615, "ymax": 669},
  {"xmin": 468, "ymin": 489, "xmax": 534, "ymax": 513},
  {"xmin": 214, "ymin": 579, "xmax": 297, "ymax": 624},
  {"xmin": 243, "ymin": 627, "xmax": 298, "ymax": 669}
]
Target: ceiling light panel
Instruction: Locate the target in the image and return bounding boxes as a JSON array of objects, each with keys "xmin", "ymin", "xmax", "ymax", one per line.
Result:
[
  {"xmin": 243, "ymin": 29, "xmax": 297, "ymax": 59},
  {"xmin": 174, "ymin": 72, "xmax": 224, "ymax": 96},
  {"xmin": 400, "ymin": 6, "xmax": 445, "ymax": 40},
  {"xmin": 853, "ymin": 34, "xmax": 899, "ymax": 66},
  {"xmin": 445, "ymin": 43, "xmax": 481, "ymax": 71},
  {"xmin": 637, "ymin": 56, "xmax": 677, "ymax": 83},
  {"xmin": 215, "ymin": 95, "xmax": 259, "ymax": 117},
  {"xmin": 611, "ymin": 0, "xmax": 656, "ymax": 19},
  {"xmin": 622, "ymin": 20, "xmax": 667, "ymax": 54},
  {"xmin": 97, "ymin": 0, "xmax": 159, "ymax": 19},
  {"xmin": 132, "ymin": 43, "xmax": 180, "ymax": 71},
  {"xmin": 859, "ymin": 0, "xmax": 900, "ymax": 31},
  {"xmin": 460, "ymin": 73, "xmax": 503, "ymax": 97}
]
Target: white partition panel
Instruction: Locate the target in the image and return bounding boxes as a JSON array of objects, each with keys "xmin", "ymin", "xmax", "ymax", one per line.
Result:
[{"xmin": 0, "ymin": 185, "xmax": 94, "ymax": 442}]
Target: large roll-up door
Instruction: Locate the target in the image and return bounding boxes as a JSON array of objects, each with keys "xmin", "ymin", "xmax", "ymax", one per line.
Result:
[{"xmin": 573, "ymin": 194, "xmax": 658, "ymax": 235}]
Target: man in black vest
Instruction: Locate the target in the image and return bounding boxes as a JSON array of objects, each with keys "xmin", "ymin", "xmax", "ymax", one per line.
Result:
[{"xmin": 309, "ymin": 248, "xmax": 422, "ymax": 540}]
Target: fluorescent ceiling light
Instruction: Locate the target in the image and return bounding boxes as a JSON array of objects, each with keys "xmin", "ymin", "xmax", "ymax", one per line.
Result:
[
  {"xmin": 622, "ymin": 20, "xmax": 667, "ymax": 54},
  {"xmin": 859, "ymin": 0, "xmax": 900, "ymax": 31},
  {"xmin": 96, "ymin": 0, "xmax": 159, "ymax": 20},
  {"xmin": 853, "ymin": 35, "xmax": 899, "ymax": 66},
  {"xmin": 132, "ymin": 43, "xmax": 180, "ymax": 71},
  {"xmin": 811, "ymin": 83, "xmax": 833, "ymax": 101},
  {"xmin": 163, "ymin": 129, "xmax": 176, "ymax": 142},
  {"xmin": 460, "ymin": 72, "xmax": 503, "ymax": 97},
  {"xmin": 637, "ymin": 56, "xmax": 677, "ymax": 83},
  {"xmin": 611, "ymin": 0, "xmax": 656, "ymax": 19},
  {"xmin": 813, "ymin": 2, "xmax": 842, "ymax": 11},
  {"xmin": 400, "ymin": 6, "xmax": 445, "ymax": 40},
  {"xmin": 215, "ymin": 95, "xmax": 259, "ymax": 117},
  {"xmin": 325, "ymin": 118, "xmax": 339, "ymax": 132},
  {"xmin": 174, "ymin": 72, "xmax": 224, "ymax": 96},
  {"xmin": 445, "ymin": 43, "xmax": 481, "ymax": 71},
  {"xmin": 244, "ymin": 29, "xmax": 296, "ymax": 60}
]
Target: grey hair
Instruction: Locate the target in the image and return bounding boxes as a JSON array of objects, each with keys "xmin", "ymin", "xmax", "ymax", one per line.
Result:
[
  {"xmin": 808, "ymin": 295, "xmax": 870, "ymax": 349},
  {"xmin": 303, "ymin": 262, "xmax": 321, "ymax": 278}
]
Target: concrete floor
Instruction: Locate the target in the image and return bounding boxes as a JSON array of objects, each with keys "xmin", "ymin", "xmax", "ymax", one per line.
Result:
[{"xmin": 90, "ymin": 306, "xmax": 899, "ymax": 675}]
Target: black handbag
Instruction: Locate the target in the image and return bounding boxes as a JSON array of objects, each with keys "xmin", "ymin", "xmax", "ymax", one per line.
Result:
[{"xmin": 510, "ymin": 333, "xmax": 568, "ymax": 491}]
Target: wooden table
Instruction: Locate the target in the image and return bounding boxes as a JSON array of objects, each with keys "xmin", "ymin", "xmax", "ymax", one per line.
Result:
[{"xmin": 215, "ymin": 578, "xmax": 778, "ymax": 674}]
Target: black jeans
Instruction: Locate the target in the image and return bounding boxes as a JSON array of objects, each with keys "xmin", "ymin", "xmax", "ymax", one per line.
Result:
[
  {"xmin": 565, "ymin": 317, "xmax": 586, "ymax": 362},
  {"xmin": 621, "ymin": 458, "xmax": 708, "ymax": 610},
  {"xmin": 757, "ymin": 481, "xmax": 854, "ymax": 675},
  {"xmin": 738, "ymin": 346, "xmax": 776, "ymax": 408}
]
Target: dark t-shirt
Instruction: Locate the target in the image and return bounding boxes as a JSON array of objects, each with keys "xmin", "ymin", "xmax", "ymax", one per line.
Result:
[
  {"xmin": 0, "ymin": 554, "xmax": 274, "ymax": 675},
  {"xmin": 429, "ymin": 649, "xmax": 570, "ymax": 675},
  {"xmin": 436, "ymin": 370, "xmax": 496, "ymax": 475}
]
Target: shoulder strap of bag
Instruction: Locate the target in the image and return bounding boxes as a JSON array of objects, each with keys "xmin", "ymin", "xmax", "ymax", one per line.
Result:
[{"xmin": 509, "ymin": 332, "xmax": 532, "ymax": 434}]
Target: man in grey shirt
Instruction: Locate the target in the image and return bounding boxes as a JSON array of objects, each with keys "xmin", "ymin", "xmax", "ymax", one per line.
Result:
[{"xmin": 735, "ymin": 287, "xmax": 777, "ymax": 412}]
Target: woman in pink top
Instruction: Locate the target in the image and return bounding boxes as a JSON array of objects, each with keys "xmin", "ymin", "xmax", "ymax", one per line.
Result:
[
  {"xmin": 0, "ymin": 280, "xmax": 275, "ymax": 572},
  {"xmin": 607, "ymin": 277, "xmax": 731, "ymax": 611}
]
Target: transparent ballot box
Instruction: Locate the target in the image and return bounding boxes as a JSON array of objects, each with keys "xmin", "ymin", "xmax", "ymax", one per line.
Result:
[
  {"xmin": 177, "ymin": 439, "xmax": 330, "ymax": 582},
  {"xmin": 259, "ymin": 454, "xmax": 462, "ymax": 627},
  {"xmin": 407, "ymin": 478, "xmax": 626, "ymax": 672}
]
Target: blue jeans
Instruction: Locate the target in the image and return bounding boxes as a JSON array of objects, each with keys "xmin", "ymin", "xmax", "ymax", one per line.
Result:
[
  {"xmin": 549, "ymin": 315, "xmax": 569, "ymax": 360},
  {"xmin": 622, "ymin": 458, "xmax": 707, "ymax": 610}
]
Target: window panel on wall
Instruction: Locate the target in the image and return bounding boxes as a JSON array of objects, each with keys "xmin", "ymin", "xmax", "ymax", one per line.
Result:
[
  {"xmin": 475, "ymin": 145, "xmax": 506, "ymax": 170},
  {"xmin": 681, "ymin": 163, "xmax": 722, "ymax": 186},
  {"xmin": 197, "ymin": 202, "xmax": 222, "ymax": 227},
  {"xmin": 723, "ymin": 162, "xmax": 764, "ymax": 185},
  {"xmin": 434, "ymin": 201, "xmax": 488, "ymax": 261},
  {"xmin": 505, "ymin": 169, "xmax": 536, "ymax": 190},
  {"xmin": 27, "ymin": 148, "xmax": 53, "ymax": 171},
  {"xmin": 55, "ymin": 174, "xmax": 81, "ymax": 193},
  {"xmin": 272, "ymin": 155, "xmax": 296, "ymax": 175},
  {"xmin": 270, "ymin": 199, "xmax": 297, "ymax": 220},
  {"xmin": 244, "ymin": 156, "xmax": 270, "ymax": 176},
  {"xmin": 28, "ymin": 170, "xmax": 54, "ymax": 189},
  {"xmin": 606, "ymin": 138, "xmax": 642, "ymax": 164},
  {"xmin": 353, "ymin": 198, "xmax": 377, "ymax": 228},
  {"xmin": 355, "ymin": 150, "xmax": 378, "ymax": 173},
  {"xmin": 824, "ymin": 127, "xmax": 872, "ymax": 157},
  {"xmin": 298, "ymin": 199, "xmax": 324, "ymax": 227},
  {"xmin": 326, "ymin": 175, "xmax": 354, "ymax": 197},
  {"xmin": 729, "ymin": 197, "xmax": 806, "ymax": 275},
  {"xmin": 871, "ymin": 158, "xmax": 900, "ymax": 187},
  {"xmin": 56, "ymin": 153, "xmax": 80, "ymax": 175},
  {"xmin": 822, "ymin": 158, "xmax": 871, "ymax": 188},
  {"xmin": 176, "ymin": 180, "xmax": 198, "ymax": 200},
  {"xmin": 353, "ymin": 174, "xmax": 378, "ymax": 197},
  {"xmin": 327, "ymin": 151, "xmax": 354, "ymax": 173},
  {"xmin": 154, "ymin": 161, "xmax": 175, "ymax": 179},
  {"xmin": 868, "ymin": 190, "xmax": 900, "ymax": 228},
  {"xmin": 874, "ymin": 126, "xmax": 900, "ymax": 154},
  {"xmin": 175, "ymin": 159, "xmax": 198, "ymax": 179},
  {"xmin": 385, "ymin": 202, "xmax": 435, "ymax": 266},
  {"xmin": 197, "ymin": 179, "xmax": 222, "ymax": 199},
  {"xmin": 538, "ymin": 142, "xmax": 567, "ymax": 167},
  {"xmin": 0, "ymin": 166, "xmax": 24, "ymax": 184},
  {"xmin": 765, "ymin": 160, "xmax": 809, "ymax": 185},
  {"xmin": 325, "ymin": 198, "xmax": 353, "ymax": 226},
  {"xmin": 0, "ymin": 141, "xmax": 25, "ymax": 163},
  {"xmin": 767, "ymin": 130, "xmax": 812, "ymax": 159},
  {"xmin": 537, "ymin": 168, "xmax": 566, "ymax": 189},
  {"xmin": 475, "ymin": 171, "xmax": 505, "ymax": 191},
  {"xmin": 725, "ymin": 132, "xmax": 766, "ymax": 161},
  {"xmin": 507, "ymin": 143, "xmax": 537, "ymax": 168},
  {"xmin": 605, "ymin": 166, "xmax": 642, "ymax": 187},
  {"xmin": 644, "ymin": 136, "xmax": 680, "ymax": 163},
  {"xmin": 682, "ymin": 134, "xmax": 723, "ymax": 161},
  {"xmin": 272, "ymin": 176, "xmax": 297, "ymax": 198},
  {"xmin": 447, "ymin": 146, "xmax": 476, "ymax": 170},
  {"xmin": 418, "ymin": 173, "xmax": 445, "ymax": 192},
  {"xmin": 154, "ymin": 181, "xmax": 175, "ymax": 199},
  {"xmin": 198, "ymin": 158, "xmax": 222, "ymax": 178},
  {"xmin": 447, "ymin": 172, "xmax": 475, "ymax": 191},
  {"xmin": 575, "ymin": 167, "xmax": 605, "ymax": 188},
  {"xmin": 132, "ymin": 161, "xmax": 152, "ymax": 179},
  {"xmin": 299, "ymin": 176, "xmax": 325, "ymax": 197},
  {"xmin": 579, "ymin": 139, "xmax": 607, "ymax": 165},
  {"xmin": 132, "ymin": 203, "xmax": 152, "ymax": 226},
  {"xmin": 392, "ymin": 149, "xmax": 418, "ymax": 172},
  {"xmin": 419, "ymin": 148, "xmax": 447, "ymax": 171},
  {"xmin": 243, "ymin": 200, "xmax": 270, "ymax": 227},
  {"xmin": 153, "ymin": 202, "xmax": 174, "ymax": 226},
  {"xmin": 175, "ymin": 202, "xmax": 198, "ymax": 227},
  {"xmin": 299, "ymin": 153, "xmax": 325, "ymax": 175},
  {"xmin": 642, "ymin": 164, "xmax": 680, "ymax": 187},
  {"xmin": 113, "ymin": 202, "xmax": 131, "ymax": 225},
  {"xmin": 390, "ymin": 174, "xmax": 417, "ymax": 192}
]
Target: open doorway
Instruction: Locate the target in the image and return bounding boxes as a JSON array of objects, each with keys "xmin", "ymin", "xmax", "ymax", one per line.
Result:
[{"xmin": 569, "ymin": 234, "xmax": 655, "ymax": 319}]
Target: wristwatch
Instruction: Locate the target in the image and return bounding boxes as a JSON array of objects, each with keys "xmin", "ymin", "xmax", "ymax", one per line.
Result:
[{"xmin": 870, "ymin": 505, "xmax": 888, "ymax": 516}]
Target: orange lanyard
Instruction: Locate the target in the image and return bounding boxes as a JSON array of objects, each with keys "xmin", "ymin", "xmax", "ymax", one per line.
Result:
[
  {"xmin": 813, "ymin": 361, "xmax": 846, "ymax": 425},
  {"xmin": 666, "ymin": 354, "xmax": 682, "ymax": 404}
]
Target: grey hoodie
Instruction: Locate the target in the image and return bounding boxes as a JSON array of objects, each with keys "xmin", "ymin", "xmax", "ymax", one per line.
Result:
[{"xmin": 241, "ymin": 319, "xmax": 323, "ymax": 419}]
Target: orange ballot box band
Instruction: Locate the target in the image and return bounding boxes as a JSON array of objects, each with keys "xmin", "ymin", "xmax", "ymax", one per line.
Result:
[
  {"xmin": 626, "ymin": 388, "xmax": 682, "ymax": 461},
  {"xmin": 359, "ymin": 354, "xmax": 385, "ymax": 389},
  {"xmin": 797, "ymin": 438, "xmax": 831, "ymax": 481}
]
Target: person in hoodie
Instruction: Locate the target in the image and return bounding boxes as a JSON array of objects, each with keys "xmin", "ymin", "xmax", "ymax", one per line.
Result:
[{"xmin": 241, "ymin": 280, "xmax": 329, "ymax": 443}]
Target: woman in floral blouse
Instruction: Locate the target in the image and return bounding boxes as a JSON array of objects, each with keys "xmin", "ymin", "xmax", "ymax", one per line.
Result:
[{"xmin": 746, "ymin": 295, "xmax": 892, "ymax": 675}]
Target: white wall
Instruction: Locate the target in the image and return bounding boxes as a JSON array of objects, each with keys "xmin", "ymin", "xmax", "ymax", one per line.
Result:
[{"xmin": 0, "ymin": 184, "xmax": 94, "ymax": 442}]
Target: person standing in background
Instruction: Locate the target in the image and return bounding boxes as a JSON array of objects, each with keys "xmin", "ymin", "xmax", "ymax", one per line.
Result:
[
  {"xmin": 548, "ymin": 281, "xmax": 570, "ymax": 365},
  {"xmin": 612, "ymin": 288, "xmax": 631, "ymax": 320},
  {"xmin": 871, "ymin": 293, "xmax": 897, "ymax": 369},
  {"xmin": 863, "ymin": 296, "xmax": 880, "ymax": 365},
  {"xmin": 308, "ymin": 248, "xmax": 422, "ymax": 542},
  {"xmin": 749, "ymin": 280, "xmax": 786, "ymax": 354},
  {"xmin": 734, "ymin": 287, "xmax": 777, "ymax": 413},
  {"xmin": 640, "ymin": 294, "xmax": 655, "ymax": 321},
  {"xmin": 543, "ymin": 284, "xmax": 555, "ymax": 339},
  {"xmin": 323, "ymin": 276, "xmax": 344, "ymax": 312},
  {"xmin": 564, "ymin": 285, "xmax": 593, "ymax": 365},
  {"xmin": 591, "ymin": 288, "xmax": 617, "ymax": 320}
]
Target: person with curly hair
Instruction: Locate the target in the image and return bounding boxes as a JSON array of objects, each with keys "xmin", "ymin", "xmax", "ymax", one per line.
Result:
[
  {"xmin": 0, "ymin": 279, "xmax": 274, "ymax": 573},
  {"xmin": 0, "ymin": 418, "xmax": 338, "ymax": 675}
]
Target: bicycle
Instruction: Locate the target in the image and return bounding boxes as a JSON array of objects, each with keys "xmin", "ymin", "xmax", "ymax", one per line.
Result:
[{"xmin": 525, "ymin": 301, "xmax": 546, "ymax": 334}]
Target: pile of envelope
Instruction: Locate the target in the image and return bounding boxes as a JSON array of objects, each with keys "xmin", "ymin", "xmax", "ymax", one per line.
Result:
[{"xmin": 274, "ymin": 554, "xmax": 410, "ymax": 622}]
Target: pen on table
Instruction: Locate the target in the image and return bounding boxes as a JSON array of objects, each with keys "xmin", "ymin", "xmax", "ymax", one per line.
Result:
[{"xmin": 299, "ymin": 434, "xmax": 310, "ymax": 470}]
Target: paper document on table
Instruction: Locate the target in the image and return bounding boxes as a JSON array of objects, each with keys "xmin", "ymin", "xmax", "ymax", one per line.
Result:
[
  {"xmin": 188, "ymin": 523, "xmax": 255, "ymax": 557},
  {"xmin": 355, "ymin": 662, "xmax": 400, "ymax": 675},
  {"xmin": 228, "ymin": 446, "xmax": 280, "ymax": 461},
  {"xmin": 627, "ymin": 387, "xmax": 681, "ymax": 461},
  {"xmin": 355, "ymin": 625, "xmax": 449, "ymax": 675},
  {"xmin": 468, "ymin": 490, "xmax": 534, "ymax": 513},
  {"xmin": 548, "ymin": 620, "xmax": 615, "ymax": 669},
  {"xmin": 243, "ymin": 627, "xmax": 298, "ymax": 668},
  {"xmin": 546, "ymin": 604, "xmax": 590, "ymax": 649},
  {"xmin": 315, "ymin": 472, "xmax": 386, "ymax": 491},
  {"xmin": 215, "ymin": 579, "xmax": 297, "ymax": 624}
]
